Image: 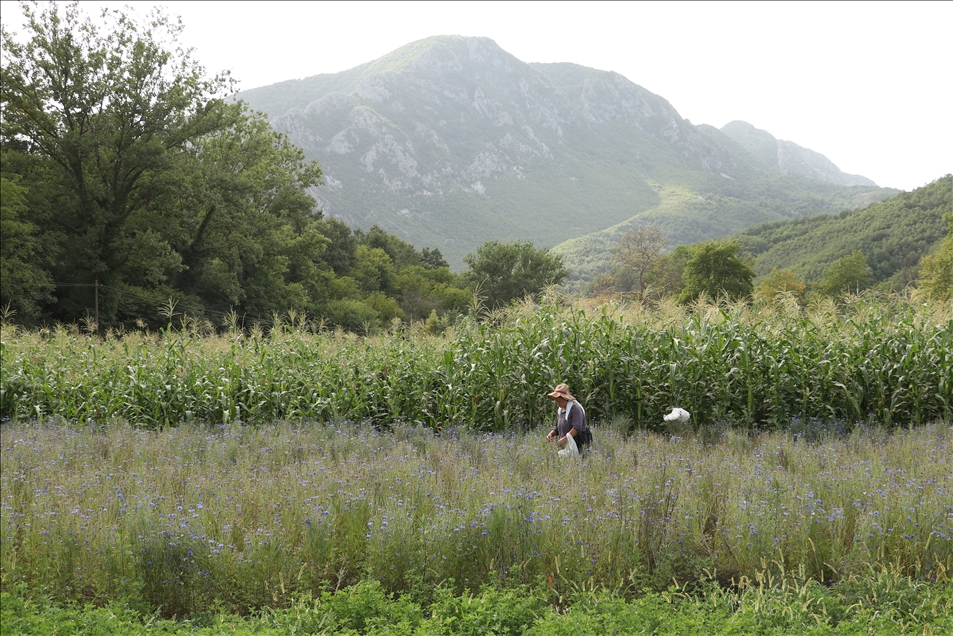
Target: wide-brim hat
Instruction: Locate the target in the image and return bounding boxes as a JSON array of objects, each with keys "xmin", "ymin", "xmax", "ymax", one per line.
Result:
[{"xmin": 547, "ymin": 383, "xmax": 575, "ymax": 401}]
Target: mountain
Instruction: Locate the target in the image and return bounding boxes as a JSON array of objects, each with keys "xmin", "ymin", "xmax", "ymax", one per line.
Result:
[
  {"xmin": 731, "ymin": 175, "xmax": 952, "ymax": 289},
  {"xmin": 720, "ymin": 121, "xmax": 876, "ymax": 186},
  {"xmin": 236, "ymin": 36, "xmax": 896, "ymax": 272}
]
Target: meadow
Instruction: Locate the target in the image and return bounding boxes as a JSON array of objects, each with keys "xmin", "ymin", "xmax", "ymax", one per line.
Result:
[
  {"xmin": 1, "ymin": 293, "xmax": 951, "ymax": 633},
  {"xmin": 2, "ymin": 420, "xmax": 951, "ymax": 633}
]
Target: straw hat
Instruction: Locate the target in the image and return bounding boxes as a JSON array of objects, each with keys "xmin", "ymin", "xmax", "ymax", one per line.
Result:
[{"xmin": 547, "ymin": 383, "xmax": 575, "ymax": 401}]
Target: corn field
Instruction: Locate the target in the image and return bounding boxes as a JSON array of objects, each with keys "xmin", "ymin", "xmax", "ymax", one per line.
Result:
[{"xmin": 2, "ymin": 294, "xmax": 950, "ymax": 432}]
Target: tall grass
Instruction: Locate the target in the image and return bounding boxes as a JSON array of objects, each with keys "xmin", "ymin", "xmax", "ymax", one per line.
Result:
[
  {"xmin": 1, "ymin": 420, "xmax": 950, "ymax": 617},
  {"xmin": 2, "ymin": 293, "xmax": 951, "ymax": 431}
]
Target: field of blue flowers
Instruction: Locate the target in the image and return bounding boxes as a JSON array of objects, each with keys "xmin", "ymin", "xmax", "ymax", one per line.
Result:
[{"xmin": 2, "ymin": 419, "xmax": 951, "ymax": 631}]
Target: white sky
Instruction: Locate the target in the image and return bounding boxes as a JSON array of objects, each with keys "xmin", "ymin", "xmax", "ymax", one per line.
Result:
[{"xmin": 2, "ymin": 1, "xmax": 950, "ymax": 191}]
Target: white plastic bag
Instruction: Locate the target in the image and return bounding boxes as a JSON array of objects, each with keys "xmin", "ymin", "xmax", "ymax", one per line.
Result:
[
  {"xmin": 663, "ymin": 407, "xmax": 691, "ymax": 423},
  {"xmin": 557, "ymin": 433, "xmax": 579, "ymax": 458}
]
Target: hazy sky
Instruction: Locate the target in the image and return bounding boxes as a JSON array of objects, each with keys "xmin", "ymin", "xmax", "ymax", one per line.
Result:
[{"xmin": 2, "ymin": 1, "xmax": 950, "ymax": 191}]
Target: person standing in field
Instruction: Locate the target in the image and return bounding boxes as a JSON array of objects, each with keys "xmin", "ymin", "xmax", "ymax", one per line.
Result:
[{"xmin": 545, "ymin": 383, "xmax": 592, "ymax": 452}]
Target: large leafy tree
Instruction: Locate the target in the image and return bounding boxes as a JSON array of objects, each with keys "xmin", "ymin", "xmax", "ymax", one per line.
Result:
[
  {"xmin": 462, "ymin": 240, "xmax": 568, "ymax": 308},
  {"xmin": 1, "ymin": 1, "xmax": 237, "ymax": 323},
  {"xmin": 1, "ymin": 1, "xmax": 336, "ymax": 326},
  {"xmin": 679, "ymin": 240, "xmax": 755, "ymax": 303},
  {"xmin": 166, "ymin": 103, "xmax": 326, "ymax": 318}
]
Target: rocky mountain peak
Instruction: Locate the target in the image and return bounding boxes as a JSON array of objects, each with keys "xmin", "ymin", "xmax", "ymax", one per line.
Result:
[
  {"xmin": 721, "ymin": 120, "xmax": 876, "ymax": 187},
  {"xmin": 237, "ymin": 38, "xmax": 890, "ymax": 269}
]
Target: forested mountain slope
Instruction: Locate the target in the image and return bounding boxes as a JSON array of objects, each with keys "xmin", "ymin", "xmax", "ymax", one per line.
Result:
[
  {"xmin": 237, "ymin": 36, "xmax": 895, "ymax": 270},
  {"xmin": 734, "ymin": 174, "xmax": 952, "ymax": 288}
]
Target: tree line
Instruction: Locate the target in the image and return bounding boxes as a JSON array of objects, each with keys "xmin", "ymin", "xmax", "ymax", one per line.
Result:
[{"xmin": 0, "ymin": 2, "xmax": 567, "ymax": 331}]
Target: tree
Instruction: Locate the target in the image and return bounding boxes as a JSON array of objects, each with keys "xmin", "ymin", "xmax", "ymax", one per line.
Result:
[
  {"xmin": 395, "ymin": 265, "xmax": 466, "ymax": 321},
  {"xmin": 168, "ymin": 103, "xmax": 325, "ymax": 319},
  {"xmin": 646, "ymin": 244, "xmax": 693, "ymax": 301},
  {"xmin": 421, "ymin": 247, "xmax": 449, "ymax": 270},
  {"xmin": 462, "ymin": 240, "xmax": 568, "ymax": 308},
  {"xmin": 611, "ymin": 227, "xmax": 668, "ymax": 299},
  {"xmin": 915, "ymin": 213, "xmax": 953, "ymax": 301},
  {"xmin": 1, "ymin": 1, "xmax": 235, "ymax": 323},
  {"xmin": 679, "ymin": 240, "xmax": 755, "ymax": 304},
  {"xmin": 352, "ymin": 245, "xmax": 397, "ymax": 295},
  {"xmin": 755, "ymin": 268, "xmax": 806, "ymax": 304},
  {"xmin": 815, "ymin": 250, "xmax": 871, "ymax": 297},
  {"xmin": 313, "ymin": 217, "xmax": 358, "ymax": 276},
  {"xmin": 587, "ymin": 273, "xmax": 620, "ymax": 299},
  {"xmin": 0, "ymin": 173, "xmax": 54, "ymax": 319},
  {"xmin": 1, "ymin": 2, "xmax": 336, "ymax": 327}
]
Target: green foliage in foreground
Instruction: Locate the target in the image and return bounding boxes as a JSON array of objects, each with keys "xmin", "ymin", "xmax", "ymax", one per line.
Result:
[
  {"xmin": 3, "ymin": 576, "xmax": 951, "ymax": 635},
  {"xmin": 2, "ymin": 295, "xmax": 951, "ymax": 430}
]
